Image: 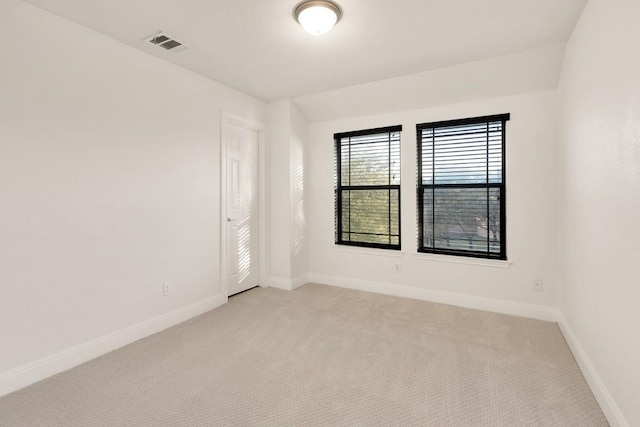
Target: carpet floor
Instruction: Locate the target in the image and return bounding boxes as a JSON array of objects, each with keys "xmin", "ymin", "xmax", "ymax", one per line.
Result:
[{"xmin": 0, "ymin": 284, "xmax": 607, "ymax": 426}]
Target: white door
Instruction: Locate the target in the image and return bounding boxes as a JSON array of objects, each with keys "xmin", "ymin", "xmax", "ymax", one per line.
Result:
[{"xmin": 226, "ymin": 123, "xmax": 260, "ymax": 296}]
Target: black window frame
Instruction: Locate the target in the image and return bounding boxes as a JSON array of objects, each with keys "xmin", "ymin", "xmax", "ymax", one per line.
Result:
[
  {"xmin": 416, "ymin": 114, "xmax": 509, "ymax": 260},
  {"xmin": 335, "ymin": 125, "xmax": 402, "ymax": 251}
]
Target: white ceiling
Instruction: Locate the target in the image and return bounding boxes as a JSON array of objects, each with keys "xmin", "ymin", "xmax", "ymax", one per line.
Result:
[{"xmin": 24, "ymin": 0, "xmax": 587, "ymax": 102}]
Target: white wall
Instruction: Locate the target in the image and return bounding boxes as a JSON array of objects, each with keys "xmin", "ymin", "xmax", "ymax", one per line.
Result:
[
  {"xmin": 293, "ymin": 44, "xmax": 565, "ymax": 123},
  {"xmin": 267, "ymin": 100, "xmax": 309, "ymax": 287},
  {"xmin": 307, "ymin": 90, "xmax": 559, "ymax": 317},
  {"xmin": 289, "ymin": 105, "xmax": 309, "ymax": 280},
  {"xmin": 0, "ymin": 0, "xmax": 265, "ymax": 385},
  {"xmin": 267, "ymin": 101, "xmax": 293, "ymax": 281},
  {"xmin": 557, "ymin": 0, "xmax": 640, "ymax": 425}
]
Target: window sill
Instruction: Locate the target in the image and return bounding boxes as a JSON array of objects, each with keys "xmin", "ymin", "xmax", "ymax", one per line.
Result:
[
  {"xmin": 333, "ymin": 245, "xmax": 405, "ymax": 258},
  {"xmin": 413, "ymin": 252, "xmax": 512, "ymax": 268}
]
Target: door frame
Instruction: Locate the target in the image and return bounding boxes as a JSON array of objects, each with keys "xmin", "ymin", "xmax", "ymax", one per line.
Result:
[{"xmin": 220, "ymin": 111, "xmax": 268, "ymax": 302}]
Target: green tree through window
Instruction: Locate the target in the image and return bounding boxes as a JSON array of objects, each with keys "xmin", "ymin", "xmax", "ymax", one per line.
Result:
[{"xmin": 335, "ymin": 126, "xmax": 401, "ymax": 250}]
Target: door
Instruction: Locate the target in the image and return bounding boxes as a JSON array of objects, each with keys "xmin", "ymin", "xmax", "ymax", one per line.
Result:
[{"xmin": 225, "ymin": 123, "xmax": 260, "ymax": 296}]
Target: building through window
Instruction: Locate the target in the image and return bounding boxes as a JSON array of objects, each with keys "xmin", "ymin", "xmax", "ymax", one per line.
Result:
[{"xmin": 417, "ymin": 114, "xmax": 509, "ymax": 259}]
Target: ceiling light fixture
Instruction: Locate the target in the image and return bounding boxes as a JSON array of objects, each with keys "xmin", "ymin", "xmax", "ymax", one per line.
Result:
[{"xmin": 294, "ymin": 0, "xmax": 342, "ymax": 35}]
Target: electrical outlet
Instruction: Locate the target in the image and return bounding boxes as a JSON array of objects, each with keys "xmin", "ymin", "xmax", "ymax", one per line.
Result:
[
  {"xmin": 394, "ymin": 263, "xmax": 400, "ymax": 272},
  {"xmin": 533, "ymin": 278, "xmax": 543, "ymax": 292},
  {"xmin": 162, "ymin": 282, "xmax": 171, "ymax": 296}
]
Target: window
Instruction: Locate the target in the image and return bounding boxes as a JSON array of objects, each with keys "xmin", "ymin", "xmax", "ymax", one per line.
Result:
[
  {"xmin": 335, "ymin": 126, "xmax": 402, "ymax": 250},
  {"xmin": 417, "ymin": 114, "xmax": 509, "ymax": 259}
]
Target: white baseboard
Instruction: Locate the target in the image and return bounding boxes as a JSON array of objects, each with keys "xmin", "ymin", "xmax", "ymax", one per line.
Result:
[
  {"xmin": 308, "ymin": 273, "xmax": 559, "ymax": 322},
  {"xmin": 269, "ymin": 276, "xmax": 293, "ymax": 291},
  {"xmin": 291, "ymin": 273, "xmax": 309, "ymax": 290},
  {"xmin": 557, "ymin": 314, "xmax": 629, "ymax": 427},
  {"xmin": 0, "ymin": 294, "xmax": 225, "ymax": 398},
  {"xmin": 268, "ymin": 274, "xmax": 309, "ymax": 291}
]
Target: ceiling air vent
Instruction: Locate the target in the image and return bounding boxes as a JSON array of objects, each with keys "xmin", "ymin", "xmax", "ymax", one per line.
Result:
[{"xmin": 145, "ymin": 32, "xmax": 191, "ymax": 54}]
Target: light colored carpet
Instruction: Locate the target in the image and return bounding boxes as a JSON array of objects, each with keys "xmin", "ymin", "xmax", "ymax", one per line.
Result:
[{"xmin": 0, "ymin": 284, "xmax": 607, "ymax": 426}]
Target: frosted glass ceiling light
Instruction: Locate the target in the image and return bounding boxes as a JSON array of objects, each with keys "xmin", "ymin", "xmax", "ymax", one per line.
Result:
[{"xmin": 294, "ymin": 0, "xmax": 342, "ymax": 35}]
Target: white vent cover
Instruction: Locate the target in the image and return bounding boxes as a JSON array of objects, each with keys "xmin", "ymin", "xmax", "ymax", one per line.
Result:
[{"xmin": 145, "ymin": 32, "xmax": 191, "ymax": 54}]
